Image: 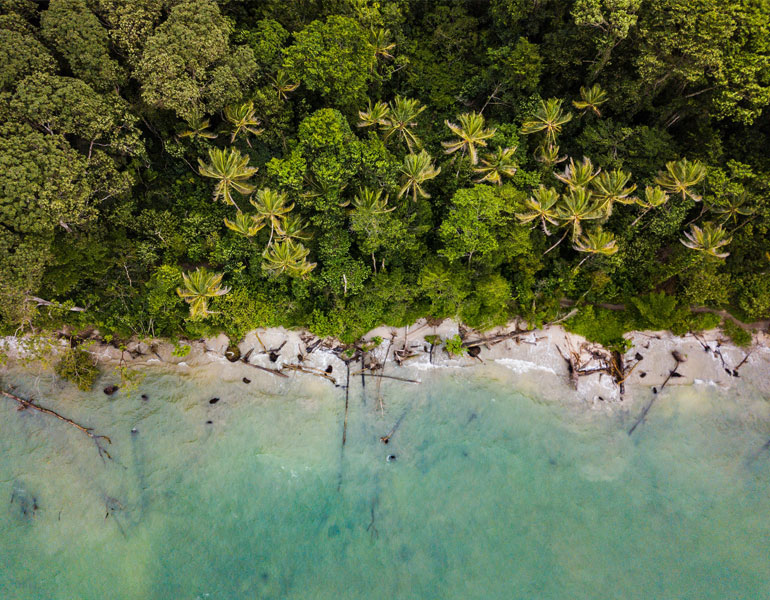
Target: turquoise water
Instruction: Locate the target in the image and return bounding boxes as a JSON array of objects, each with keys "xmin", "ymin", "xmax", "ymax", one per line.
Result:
[{"xmin": 1, "ymin": 363, "xmax": 769, "ymax": 599}]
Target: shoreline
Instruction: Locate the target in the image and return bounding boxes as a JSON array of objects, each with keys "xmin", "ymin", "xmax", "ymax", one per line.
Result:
[{"xmin": 2, "ymin": 320, "xmax": 769, "ymax": 407}]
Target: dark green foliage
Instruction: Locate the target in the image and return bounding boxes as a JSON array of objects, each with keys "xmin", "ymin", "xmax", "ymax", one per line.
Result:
[{"xmin": 55, "ymin": 346, "xmax": 99, "ymax": 391}]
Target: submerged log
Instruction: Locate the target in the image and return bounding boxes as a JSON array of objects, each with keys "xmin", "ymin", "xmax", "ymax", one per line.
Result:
[
  {"xmin": 628, "ymin": 353, "xmax": 681, "ymax": 435},
  {"xmin": 2, "ymin": 388, "xmax": 112, "ymax": 460}
]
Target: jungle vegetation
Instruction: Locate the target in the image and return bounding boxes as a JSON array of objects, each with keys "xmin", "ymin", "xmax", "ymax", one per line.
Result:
[{"xmin": 1, "ymin": 0, "xmax": 769, "ymax": 349}]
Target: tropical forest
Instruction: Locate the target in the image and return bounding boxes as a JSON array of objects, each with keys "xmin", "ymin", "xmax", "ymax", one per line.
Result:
[{"xmin": 3, "ymin": 0, "xmax": 770, "ymax": 349}]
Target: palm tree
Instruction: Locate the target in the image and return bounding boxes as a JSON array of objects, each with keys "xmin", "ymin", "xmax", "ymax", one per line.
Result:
[
  {"xmin": 382, "ymin": 96, "xmax": 426, "ymax": 151},
  {"xmin": 276, "ymin": 213, "xmax": 311, "ymax": 241},
  {"xmin": 521, "ymin": 98, "xmax": 573, "ymax": 144},
  {"xmin": 680, "ymin": 222, "xmax": 732, "ymax": 259},
  {"xmin": 224, "ymin": 212, "xmax": 264, "ymax": 237},
  {"xmin": 707, "ymin": 194, "xmax": 755, "ymax": 225},
  {"xmin": 473, "ymin": 146, "xmax": 518, "ymax": 185},
  {"xmin": 442, "ymin": 111, "xmax": 496, "ymax": 165},
  {"xmin": 536, "ymin": 143, "xmax": 567, "ymax": 167},
  {"xmin": 555, "ymin": 156, "xmax": 600, "ymax": 190},
  {"xmin": 357, "ymin": 99, "xmax": 389, "ymax": 128},
  {"xmin": 344, "ymin": 187, "xmax": 395, "ymax": 215},
  {"xmin": 655, "ymin": 158, "xmax": 707, "ymax": 201},
  {"xmin": 272, "ymin": 70, "xmax": 299, "ymax": 101},
  {"xmin": 398, "ymin": 151, "xmax": 441, "ymax": 201},
  {"xmin": 572, "ymin": 84, "xmax": 608, "ymax": 116},
  {"xmin": 631, "ymin": 186, "xmax": 669, "ymax": 226},
  {"xmin": 250, "ymin": 188, "xmax": 294, "ymax": 245},
  {"xmin": 573, "ymin": 228, "xmax": 618, "ymax": 256},
  {"xmin": 198, "ymin": 148, "xmax": 258, "ymax": 210},
  {"xmin": 224, "ymin": 100, "xmax": 263, "ymax": 145},
  {"xmin": 370, "ymin": 28, "xmax": 396, "ymax": 60},
  {"xmin": 592, "ymin": 168, "xmax": 637, "ymax": 215},
  {"xmin": 176, "ymin": 268, "xmax": 230, "ymax": 319},
  {"xmin": 179, "ymin": 114, "xmax": 217, "ymax": 141},
  {"xmin": 262, "ymin": 239, "xmax": 316, "ymax": 278},
  {"xmin": 557, "ymin": 188, "xmax": 605, "ymax": 239},
  {"xmin": 516, "ymin": 186, "xmax": 560, "ymax": 235}
]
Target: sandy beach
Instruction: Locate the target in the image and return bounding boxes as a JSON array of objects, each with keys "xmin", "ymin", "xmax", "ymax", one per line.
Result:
[{"xmin": 3, "ymin": 320, "xmax": 768, "ymax": 408}]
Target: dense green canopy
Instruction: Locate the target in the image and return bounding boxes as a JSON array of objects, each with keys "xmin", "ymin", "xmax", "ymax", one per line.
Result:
[{"xmin": 0, "ymin": 0, "xmax": 768, "ymax": 345}]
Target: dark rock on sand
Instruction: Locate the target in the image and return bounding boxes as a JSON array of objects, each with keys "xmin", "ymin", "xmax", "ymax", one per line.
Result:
[{"xmin": 103, "ymin": 385, "xmax": 119, "ymax": 396}]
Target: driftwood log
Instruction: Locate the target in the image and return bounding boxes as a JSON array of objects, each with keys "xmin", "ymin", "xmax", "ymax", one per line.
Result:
[{"xmin": 2, "ymin": 388, "xmax": 112, "ymax": 460}]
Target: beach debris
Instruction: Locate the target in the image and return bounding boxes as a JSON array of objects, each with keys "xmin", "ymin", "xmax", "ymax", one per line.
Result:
[
  {"xmin": 366, "ymin": 498, "xmax": 379, "ymax": 539},
  {"xmin": 672, "ymin": 350, "xmax": 686, "ymax": 363},
  {"xmin": 628, "ymin": 352, "xmax": 682, "ymax": 435},
  {"xmin": 2, "ymin": 387, "xmax": 112, "ymax": 460},
  {"xmin": 209, "ymin": 397, "xmax": 220, "ymax": 405},
  {"xmin": 225, "ymin": 344, "xmax": 241, "ymax": 362},
  {"xmin": 103, "ymin": 384, "xmax": 119, "ymax": 395},
  {"xmin": 380, "ymin": 408, "xmax": 410, "ymax": 444},
  {"xmin": 325, "ymin": 365, "xmax": 333, "ymax": 374}
]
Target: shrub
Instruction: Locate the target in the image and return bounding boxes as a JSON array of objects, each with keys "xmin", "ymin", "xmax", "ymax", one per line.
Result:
[{"xmin": 55, "ymin": 346, "xmax": 99, "ymax": 391}]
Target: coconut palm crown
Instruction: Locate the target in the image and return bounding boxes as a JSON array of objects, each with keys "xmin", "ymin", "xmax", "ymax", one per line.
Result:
[
  {"xmin": 473, "ymin": 146, "xmax": 518, "ymax": 185},
  {"xmin": 398, "ymin": 151, "xmax": 441, "ymax": 201},
  {"xmin": 442, "ymin": 111, "xmax": 496, "ymax": 165},
  {"xmin": 655, "ymin": 158, "xmax": 707, "ymax": 201},
  {"xmin": 176, "ymin": 268, "xmax": 230, "ymax": 319},
  {"xmin": 198, "ymin": 147, "xmax": 258, "ymax": 210},
  {"xmin": 680, "ymin": 222, "xmax": 732, "ymax": 259}
]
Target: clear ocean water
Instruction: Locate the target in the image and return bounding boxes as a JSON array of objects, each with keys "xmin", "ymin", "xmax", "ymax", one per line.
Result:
[{"xmin": 1, "ymin": 363, "xmax": 769, "ymax": 599}]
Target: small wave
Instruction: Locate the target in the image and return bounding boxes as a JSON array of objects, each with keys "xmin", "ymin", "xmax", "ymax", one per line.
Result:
[{"xmin": 494, "ymin": 358, "xmax": 556, "ymax": 375}]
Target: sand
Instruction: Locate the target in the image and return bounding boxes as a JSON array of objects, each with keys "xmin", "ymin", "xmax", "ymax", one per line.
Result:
[{"xmin": 2, "ymin": 319, "xmax": 768, "ymax": 408}]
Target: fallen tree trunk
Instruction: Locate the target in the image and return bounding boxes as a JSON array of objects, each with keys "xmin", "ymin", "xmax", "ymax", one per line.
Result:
[
  {"xmin": 628, "ymin": 353, "xmax": 682, "ymax": 435},
  {"xmin": 2, "ymin": 388, "xmax": 112, "ymax": 460}
]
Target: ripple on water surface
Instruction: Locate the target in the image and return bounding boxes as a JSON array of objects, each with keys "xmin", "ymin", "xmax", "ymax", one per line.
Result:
[{"xmin": 0, "ymin": 365, "xmax": 769, "ymax": 599}]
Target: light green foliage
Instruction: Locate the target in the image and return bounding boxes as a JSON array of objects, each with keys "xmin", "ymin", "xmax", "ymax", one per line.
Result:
[
  {"xmin": 460, "ymin": 274, "xmax": 513, "ymax": 331},
  {"xmin": 171, "ymin": 342, "xmax": 191, "ymax": 357},
  {"xmin": 55, "ymin": 346, "xmax": 99, "ymax": 391},
  {"xmin": 41, "ymin": 0, "xmax": 123, "ymax": 90},
  {"xmin": 135, "ymin": 0, "xmax": 256, "ymax": 119},
  {"xmin": 439, "ymin": 185, "xmax": 513, "ymax": 263},
  {"xmin": 145, "ymin": 265, "xmax": 186, "ymax": 335},
  {"xmin": 630, "ymin": 292, "xmax": 682, "ymax": 330},
  {"xmin": 721, "ymin": 319, "xmax": 752, "ymax": 347},
  {"xmin": 444, "ymin": 334, "xmax": 467, "ymax": 357},
  {"xmin": 282, "ymin": 15, "xmax": 374, "ymax": 110},
  {"xmin": 418, "ymin": 261, "xmax": 470, "ymax": 320},
  {"xmin": 565, "ymin": 306, "xmax": 633, "ymax": 351},
  {"xmin": 736, "ymin": 274, "xmax": 770, "ymax": 322}
]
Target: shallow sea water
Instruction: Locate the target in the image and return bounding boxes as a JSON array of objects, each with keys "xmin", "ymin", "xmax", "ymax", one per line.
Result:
[{"xmin": 1, "ymin": 363, "xmax": 769, "ymax": 599}]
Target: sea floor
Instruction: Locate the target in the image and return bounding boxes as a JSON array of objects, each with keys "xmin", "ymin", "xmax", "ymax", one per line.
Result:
[{"xmin": 1, "ymin": 362, "xmax": 769, "ymax": 599}]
